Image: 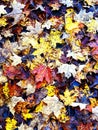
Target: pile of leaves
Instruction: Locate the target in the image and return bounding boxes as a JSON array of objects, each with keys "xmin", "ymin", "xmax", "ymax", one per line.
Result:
[{"xmin": 0, "ymin": 0, "xmax": 98, "ymax": 129}]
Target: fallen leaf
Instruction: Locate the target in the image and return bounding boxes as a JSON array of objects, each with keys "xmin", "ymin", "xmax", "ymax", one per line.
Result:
[
  {"xmin": 9, "ymin": 83, "xmax": 23, "ymax": 97},
  {"xmin": 3, "ymin": 65, "xmax": 21, "ymax": 79},
  {"xmin": 5, "ymin": 118, "xmax": 17, "ymax": 130},
  {"xmin": 0, "ymin": 17, "xmax": 7, "ymax": 27},
  {"xmin": 0, "ymin": 5, "xmax": 7, "ymax": 16},
  {"xmin": 58, "ymin": 64, "xmax": 77, "ymax": 78},
  {"xmin": 59, "ymin": 89, "xmax": 79, "ymax": 106},
  {"xmin": 7, "ymin": 96, "xmax": 24, "ymax": 114},
  {"xmin": 32, "ymin": 64, "xmax": 52, "ymax": 83},
  {"xmin": 10, "ymin": 53, "xmax": 22, "ymax": 66},
  {"xmin": 71, "ymin": 102, "xmax": 88, "ymax": 110}
]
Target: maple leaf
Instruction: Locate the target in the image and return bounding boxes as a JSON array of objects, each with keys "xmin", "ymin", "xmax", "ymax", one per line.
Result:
[
  {"xmin": 22, "ymin": 109, "xmax": 33, "ymax": 120},
  {"xmin": 9, "ymin": 84, "xmax": 23, "ymax": 97},
  {"xmin": 0, "ymin": 17, "xmax": 7, "ymax": 27},
  {"xmin": 71, "ymin": 102, "xmax": 88, "ymax": 110},
  {"xmin": 58, "ymin": 64, "xmax": 77, "ymax": 78},
  {"xmin": 3, "ymin": 65, "xmax": 21, "ymax": 79},
  {"xmin": 59, "ymin": 0, "xmax": 73, "ymax": 7},
  {"xmin": 5, "ymin": 118, "xmax": 17, "ymax": 130},
  {"xmin": 21, "ymin": 36, "xmax": 38, "ymax": 47},
  {"xmin": 25, "ymin": 83, "xmax": 35, "ymax": 95},
  {"xmin": 59, "ymin": 89, "xmax": 79, "ymax": 106},
  {"xmin": 42, "ymin": 20, "xmax": 52, "ymax": 29},
  {"xmin": 84, "ymin": 0, "xmax": 98, "ymax": 5},
  {"xmin": 10, "ymin": 53, "xmax": 22, "ymax": 66},
  {"xmin": 32, "ymin": 64, "xmax": 52, "ymax": 83},
  {"xmin": 26, "ymin": 21, "xmax": 43, "ymax": 35},
  {"xmin": 7, "ymin": 96, "xmax": 24, "ymax": 114},
  {"xmin": 46, "ymin": 85, "xmax": 58, "ymax": 97},
  {"xmin": 33, "ymin": 37, "xmax": 52, "ymax": 56},
  {"xmin": 89, "ymin": 98, "xmax": 98, "ymax": 107},
  {"xmin": 7, "ymin": 0, "xmax": 25, "ymax": 25},
  {"xmin": 0, "ymin": 5, "xmax": 7, "ymax": 16},
  {"xmin": 86, "ymin": 19, "xmax": 98, "ymax": 32},
  {"xmin": 36, "ymin": 95, "xmax": 66, "ymax": 119},
  {"xmin": 48, "ymin": 30, "xmax": 64, "ymax": 48},
  {"xmin": 67, "ymin": 50, "xmax": 87, "ymax": 61},
  {"xmin": 2, "ymin": 83, "xmax": 9, "ymax": 98},
  {"xmin": 77, "ymin": 122, "xmax": 93, "ymax": 130},
  {"xmin": 74, "ymin": 9, "xmax": 93, "ymax": 23},
  {"xmin": 92, "ymin": 106, "xmax": 98, "ymax": 116},
  {"xmin": 88, "ymin": 41, "xmax": 98, "ymax": 60}
]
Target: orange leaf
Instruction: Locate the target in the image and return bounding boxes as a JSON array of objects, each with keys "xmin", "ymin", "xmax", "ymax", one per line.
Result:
[
  {"xmin": 77, "ymin": 123, "xmax": 93, "ymax": 130},
  {"xmin": 9, "ymin": 84, "xmax": 23, "ymax": 97}
]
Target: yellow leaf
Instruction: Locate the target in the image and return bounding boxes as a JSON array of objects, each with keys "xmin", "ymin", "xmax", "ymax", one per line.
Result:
[
  {"xmin": 5, "ymin": 118, "xmax": 17, "ymax": 130},
  {"xmin": 86, "ymin": 19, "xmax": 98, "ymax": 32},
  {"xmin": 3, "ymin": 83, "xmax": 9, "ymax": 98},
  {"xmin": 65, "ymin": 17, "xmax": 79, "ymax": 33},
  {"xmin": 35, "ymin": 101, "xmax": 44, "ymax": 112},
  {"xmin": 22, "ymin": 110, "xmax": 33, "ymax": 120},
  {"xmin": 94, "ymin": 62, "xmax": 98, "ymax": 70},
  {"xmin": 0, "ymin": 17, "xmax": 7, "ymax": 27},
  {"xmin": 48, "ymin": 30, "xmax": 64, "ymax": 48},
  {"xmin": 90, "ymin": 98, "xmax": 98, "ymax": 107},
  {"xmin": 58, "ymin": 107, "xmax": 69, "ymax": 123},
  {"xmin": 46, "ymin": 85, "xmax": 57, "ymax": 97},
  {"xmin": 60, "ymin": 89, "xmax": 78, "ymax": 106},
  {"xmin": 83, "ymin": 84, "xmax": 90, "ymax": 96},
  {"xmin": 33, "ymin": 37, "xmax": 52, "ymax": 56}
]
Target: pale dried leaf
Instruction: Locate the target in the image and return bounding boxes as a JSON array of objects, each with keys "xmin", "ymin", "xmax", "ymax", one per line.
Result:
[
  {"xmin": 58, "ymin": 63, "xmax": 77, "ymax": 78},
  {"xmin": 0, "ymin": 5, "xmax": 7, "ymax": 16}
]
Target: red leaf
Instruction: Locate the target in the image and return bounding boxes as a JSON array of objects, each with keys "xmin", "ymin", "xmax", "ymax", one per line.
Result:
[
  {"xmin": 32, "ymin": 65, "xmax": 52, "ymax": 83},
  {"xmin": 9, "ymin": 84, "xmax": 23, "ymax": 97},
  {"xmin": 3, "ymin": 65, "xmax": 21, "ymax": 79},
  {"xmin": 77, "ymin": 123, "xmax": 93, "ymax": 130},
  {"xmin": 36, "ymin": 81, "xmax": 47, "ymax": 89}
]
